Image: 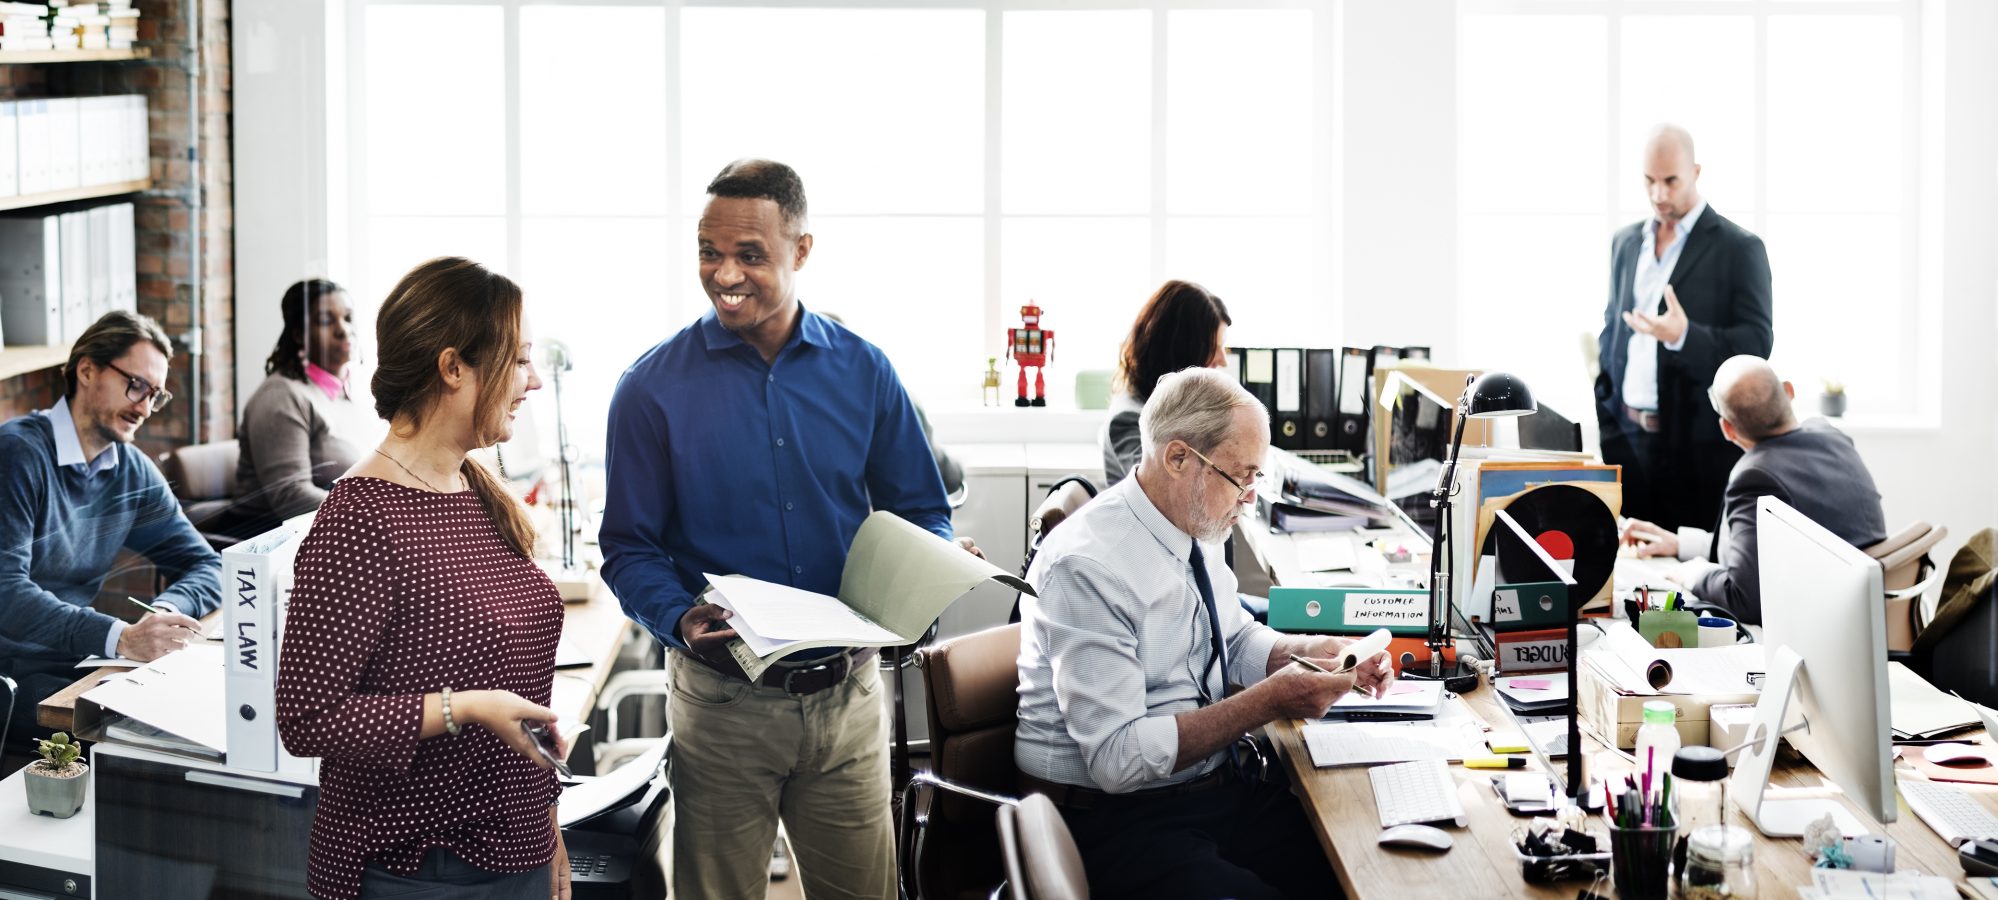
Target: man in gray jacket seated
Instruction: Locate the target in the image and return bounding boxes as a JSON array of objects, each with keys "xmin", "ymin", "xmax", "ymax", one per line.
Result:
[{"xmin": 1620, "ymin": 355, "xmax": 1886, "ymax": 625}]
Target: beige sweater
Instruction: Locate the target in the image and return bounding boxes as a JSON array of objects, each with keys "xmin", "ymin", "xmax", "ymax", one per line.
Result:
[{"xmin": 234, "ymin": 374, "xmax": 363, "ymax": 524}]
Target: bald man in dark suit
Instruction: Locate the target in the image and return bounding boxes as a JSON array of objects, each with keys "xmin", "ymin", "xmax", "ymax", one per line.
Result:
[{"xmin": 1596, "ymin": 125, "xmax": 1774, "ymax": 531}]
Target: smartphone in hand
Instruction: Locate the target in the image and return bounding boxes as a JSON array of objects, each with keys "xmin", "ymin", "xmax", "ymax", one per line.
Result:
[{"xmin": 522, "ymin": 721, "xmax": 573, "ymax": 778}]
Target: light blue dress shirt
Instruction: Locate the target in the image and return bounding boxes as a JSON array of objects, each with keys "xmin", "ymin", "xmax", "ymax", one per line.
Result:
[{"xmin": 1623, "ymin": 201, "xmax": 1706, "ymax": 412}]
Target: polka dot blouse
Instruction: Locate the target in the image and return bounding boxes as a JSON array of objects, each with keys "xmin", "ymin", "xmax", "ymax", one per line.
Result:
[{"xmin": 275, "ymin": 477, "xmax": 563, "ymax": 900}]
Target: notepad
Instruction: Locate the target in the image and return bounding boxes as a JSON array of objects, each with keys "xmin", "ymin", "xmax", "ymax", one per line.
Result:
[
  {"xmin": 1321, "ymin": 677, "xmax": 1446, "ymax": 719},
  {"xmin": 1301, "ymin": 719, "xmax": 1485, "ymax": 767}
]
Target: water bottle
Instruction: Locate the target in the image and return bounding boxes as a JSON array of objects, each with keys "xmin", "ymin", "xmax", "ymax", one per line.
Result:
[{"xmin": 1634, "ymin": 700, "xmax": 1680, "ymax": 795}]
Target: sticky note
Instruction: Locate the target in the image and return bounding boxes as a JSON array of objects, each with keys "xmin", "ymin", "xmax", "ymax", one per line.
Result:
[
  {"xmin": 1389, "ymin": 682, "xmax": 1425, "ymax": 696},
  {"xmin": 1509, "ymin": 678, "xmax": 1553, "ymax": 691}
]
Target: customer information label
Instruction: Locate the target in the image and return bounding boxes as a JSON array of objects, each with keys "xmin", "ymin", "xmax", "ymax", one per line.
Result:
[{"xmin": 1341, "ymin": 593, "xmax": 1428, "ymax": 630}]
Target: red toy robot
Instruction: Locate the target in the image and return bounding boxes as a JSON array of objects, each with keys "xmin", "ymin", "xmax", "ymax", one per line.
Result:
[{"xmin": 1005, "ymin": 302, "xmax": 1054, "ymax": 407}]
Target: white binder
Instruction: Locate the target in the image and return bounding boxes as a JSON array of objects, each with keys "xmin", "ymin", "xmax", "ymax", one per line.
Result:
[
  {"xmin": 87, "ymin": 204, "xmax": 110, "ymax": 322},
  {"xmin": 0, "ymin": 102, "xmax": 16, "ymax": 198},
  {"xmin": 46, "ymin": 98, "xmax": 78, "ymax": 191},
  {"xmin": 222, "ymin": 520, "xmax": 313, "ymax": 775},
  {"xmin": 15, "ymin": 99, "xmax": 49, "ymax": 196},
  {"xmin": 110, "ymin": 202, "xmax": 134, "ymax": 312},
  {"xmin": 126, "ymin": 95, "xmax": 147, "ymax": 182},
  {"xmin": 0, "ymin": 213, "xmax": 62, "ymax": 345},
  {"xmin": 57, "ymin": 210, "xmax": 88, "ymax": 341}
]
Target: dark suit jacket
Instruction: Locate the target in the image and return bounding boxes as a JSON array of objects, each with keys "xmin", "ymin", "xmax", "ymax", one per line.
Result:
[
  {"xmin": 1595, "ymin": 207, "xmax": 1775, "ymax": 500},
  {"xmin": 1688, "ymin": 419, "xmax": 1887, "ymax": 626}
]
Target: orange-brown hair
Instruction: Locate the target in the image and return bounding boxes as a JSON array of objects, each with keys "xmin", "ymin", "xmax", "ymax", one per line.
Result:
[{"xmin": 371, "ymin": 257, "xmax": 536, "ymax": 558}]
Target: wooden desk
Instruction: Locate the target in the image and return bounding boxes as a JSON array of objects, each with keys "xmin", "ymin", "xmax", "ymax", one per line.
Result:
[
  {"xmin": 1236, "ymin": 503, "xmax": 1983, "ymax": 897},
  {"xmin": 1270, "ymin": 685, "xmax": 1979, "ymax": 898},
  {"xmin": 37, "ymin": 572, "xmax": 635, "ymax": 734}
]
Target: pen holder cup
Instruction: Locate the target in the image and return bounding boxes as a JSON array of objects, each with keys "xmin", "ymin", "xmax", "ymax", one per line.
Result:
[{"xmin": 1607, "ymin": 818, "xmax": 1678, "ymax": 900}]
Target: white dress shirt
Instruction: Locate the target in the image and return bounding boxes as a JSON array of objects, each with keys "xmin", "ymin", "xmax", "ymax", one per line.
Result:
[
  {"xmin": 1014, "ymin": 475, "xmax": 1281, "ymax": 793},
  {"xmin": 1623, "ymin": 201, "xmax": 1705, "ymax": 412}
]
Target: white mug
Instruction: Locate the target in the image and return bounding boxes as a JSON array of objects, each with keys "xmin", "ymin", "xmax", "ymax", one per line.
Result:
[{"xmin": 1698, "ymin": 616, "xmax": 1737, "ymax": 648}]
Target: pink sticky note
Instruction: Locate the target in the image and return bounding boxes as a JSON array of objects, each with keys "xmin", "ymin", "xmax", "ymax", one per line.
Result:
[
  {"xmin": 1389, "ymin": 682, "xmax": 1426, "ymax": 696},
  {"xmin": 1509, "ymin": 679, "xmax": 1553, "ymax": 691}
]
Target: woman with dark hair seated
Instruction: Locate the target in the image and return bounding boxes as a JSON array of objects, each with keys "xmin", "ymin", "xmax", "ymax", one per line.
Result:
[
  {"xmin": 1102, "ymin": 279, "xmax": 1232, "ymax": 485},
  {"xmin": 230, "ymin": 278, "xmax": 367, "ymax": 535}
]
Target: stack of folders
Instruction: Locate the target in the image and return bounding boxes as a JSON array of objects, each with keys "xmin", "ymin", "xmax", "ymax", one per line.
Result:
[
  {"xmin": 0, "ymin": 199, "xmax": 137, "ymax": 345},
  {"xmin": 0, "ymin": 95, "xmax": 150, "ymax": 200},
  {"xmin": 0, "ymin": 2, "xmax": 51, "ymax": 51},
  {"xmin": 1257, "ymin": 457, "xmax": 1396, "ymax": 534},
  {"xmin": 1226, "ymin": 345, "xmax": 1431, "ymax": 457}
]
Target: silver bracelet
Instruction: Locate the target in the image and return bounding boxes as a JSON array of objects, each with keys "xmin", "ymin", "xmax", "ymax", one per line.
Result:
[{"xmin": 441, "ymin": 686, "xmax": 461, "ymax": 736}]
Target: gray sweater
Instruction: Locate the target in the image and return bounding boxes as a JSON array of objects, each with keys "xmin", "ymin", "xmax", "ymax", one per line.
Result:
[{"xmin": 234, "ymin": 374, "xmax": 363, "ymax": 524}]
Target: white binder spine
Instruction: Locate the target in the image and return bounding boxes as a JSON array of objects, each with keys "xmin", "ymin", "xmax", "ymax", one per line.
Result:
[
  {"xmin": 222, "ymin": 522, "xmax": 310, "ymax": 774},
  {"xmin": 46, "ymin": 98, "xmax": 78, "ymax": 191},
  {"xmin": 0, "ymin": 101, "xmax": 16, "ymax": 198}
]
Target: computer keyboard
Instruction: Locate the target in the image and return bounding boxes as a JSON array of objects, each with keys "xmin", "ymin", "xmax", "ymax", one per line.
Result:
[
  {"xmin": 1369, "ymin": 759, "xmax": 1467, "ymax": 829},
  {"xmin": 1901, "ymin": 778, "xmax": 1998, "ymax": 847}
]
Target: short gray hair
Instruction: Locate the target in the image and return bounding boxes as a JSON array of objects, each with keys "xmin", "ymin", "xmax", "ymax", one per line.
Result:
[{"xmin": 1139, "ymin": 367, "xmax": 1266, "ymax": 460}]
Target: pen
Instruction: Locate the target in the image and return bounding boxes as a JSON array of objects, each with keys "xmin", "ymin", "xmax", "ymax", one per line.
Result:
[
  {"xmin": 1288, "ymin": 653, "xmax": 1332, "ymax": 674},
  {"xmin": 126, "ymin": 596, "xmax": 159, "ymax": 618},
  {"xmin": 1463, "ymin": 757, "xmax": 1526, "ymax": 769}
]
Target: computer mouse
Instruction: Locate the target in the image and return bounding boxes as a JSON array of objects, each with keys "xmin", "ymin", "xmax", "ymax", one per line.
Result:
[
  {"xmin": 1923, "ymin": 743, "xmax": 1991, "ymax": 767},
  {"xmin": 1377, "ymin": 823, "xmax": 1454, "ymax": 851}
]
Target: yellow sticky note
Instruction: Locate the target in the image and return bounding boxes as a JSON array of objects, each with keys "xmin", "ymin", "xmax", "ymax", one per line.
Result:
[{"xmin": 1487, "ymin": 732, "xmax": 1530, "ymax": 754}]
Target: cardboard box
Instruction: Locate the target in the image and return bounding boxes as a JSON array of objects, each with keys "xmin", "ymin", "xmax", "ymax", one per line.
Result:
[{"xmin": 1576, "ymin": 655, "xmax": 1758, "ymax": 749}]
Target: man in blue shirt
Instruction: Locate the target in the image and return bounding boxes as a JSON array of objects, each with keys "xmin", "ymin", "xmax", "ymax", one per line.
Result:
[
  {"xmin": 0, "ymin": 311, "xmax": 219, "ymax": 743},
  {"xmin": 602, "ymin": 159, "xmax": 974, "ymax": 900}
]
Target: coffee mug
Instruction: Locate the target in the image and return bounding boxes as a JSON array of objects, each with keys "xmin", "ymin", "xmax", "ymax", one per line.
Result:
[{"xmin": 1698, "ymin": 616, "xmax": 1738, "ymax": 648}]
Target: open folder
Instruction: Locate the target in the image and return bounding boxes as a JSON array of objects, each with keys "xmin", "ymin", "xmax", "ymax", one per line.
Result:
[{"xmin": 706, "ymin": 511, "xmax": 1034, "ymax": 680}]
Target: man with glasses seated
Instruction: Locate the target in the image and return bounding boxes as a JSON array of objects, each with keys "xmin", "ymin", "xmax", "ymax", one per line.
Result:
[
  {"xmin": 0, "ymin": 311, "xmax": 220, "ymax": 748},
  {"xmin": 1014, "ymin": 366, "xmax": 1394, "ymax": 900}
]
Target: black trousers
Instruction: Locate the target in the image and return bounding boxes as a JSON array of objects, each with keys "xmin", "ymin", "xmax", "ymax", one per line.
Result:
[
  {"xmin": 1059, "ymin": 769, "xmax": 1341, "ymax": 900},
  {"xmin": 1600, "ymin": 424, "xmax": 1725, "ymax": 533}
]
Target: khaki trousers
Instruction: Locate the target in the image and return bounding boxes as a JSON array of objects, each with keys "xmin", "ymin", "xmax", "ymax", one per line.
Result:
[{"xmin": 668, "ymin": 650, "xmax": 895, "ymax": 900}]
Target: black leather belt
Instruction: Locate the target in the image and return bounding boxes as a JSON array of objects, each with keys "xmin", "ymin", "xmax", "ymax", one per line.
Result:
[
  {"xmin": 1625, "ymin": 406, "xmax": 1663, "ymax": 433},
  {"xmin": 1017, "ymin": 766, "xmax": 1229, "ymax": 812}
]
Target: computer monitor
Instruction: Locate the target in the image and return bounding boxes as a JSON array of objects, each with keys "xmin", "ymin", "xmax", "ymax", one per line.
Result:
[{"xmin": 1733, "ymin": 495, "xmax": 1894, "ymax": 835}]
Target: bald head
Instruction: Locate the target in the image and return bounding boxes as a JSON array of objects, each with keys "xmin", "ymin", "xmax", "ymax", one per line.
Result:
[
  {"xmin": 1642, "ymin": 124, "xmax": 1702, "ymax": 223},
  {"xmin": 1709, "ymin": 356, "xmax": 1795, "ymax": 442}
]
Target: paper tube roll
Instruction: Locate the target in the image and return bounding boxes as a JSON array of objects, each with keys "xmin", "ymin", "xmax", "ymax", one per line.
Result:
[
  {"xmin": 1645, "ymin": 658, "xmax": 1673, "ymax": 690},
  {"xmin": 1337, "ymin": 628, "xmax": 1394, "ymax": 672}
]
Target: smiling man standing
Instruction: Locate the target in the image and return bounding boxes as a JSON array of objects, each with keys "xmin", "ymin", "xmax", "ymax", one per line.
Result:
[
  {"xmin": 601, "ymin": 159, "xmax": 972, "ymax": 899},
  {"xmin": 0, "ymin": 311, "xmax": 220, "ymax": 744}
]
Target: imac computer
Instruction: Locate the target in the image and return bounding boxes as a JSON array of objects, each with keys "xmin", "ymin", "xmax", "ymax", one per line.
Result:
[{"xmin": 1733, "ymin": 496, "xmax": 1895, "ymax": 836}]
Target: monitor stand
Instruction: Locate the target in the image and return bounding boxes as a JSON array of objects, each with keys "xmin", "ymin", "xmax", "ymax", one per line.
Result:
[{"xmin": 1731, "ymin": 646, "xmax": 1866, "ymax": 837}]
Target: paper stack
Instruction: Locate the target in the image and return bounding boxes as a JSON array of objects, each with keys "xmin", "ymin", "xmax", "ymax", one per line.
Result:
[
  {"xmin": 50, "ymin": 2, "xmax": 110, "ymax": 50},
  {"xmin": 105, "ymin": 0, "xmax": 134, "ymax": 48},
  {"xmin": 0, "ymin": 3, "xmax": 52, "ymax": 51}
]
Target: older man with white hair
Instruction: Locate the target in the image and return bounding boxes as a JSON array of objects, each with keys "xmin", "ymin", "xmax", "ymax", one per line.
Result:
[
  {"xmin": 1014, "ymin": 366, "xmax": 1391, "ymax": 900},
  {"xmin": 1621, "ymin": 355, "xmax": 1885, "ymax": 625}
]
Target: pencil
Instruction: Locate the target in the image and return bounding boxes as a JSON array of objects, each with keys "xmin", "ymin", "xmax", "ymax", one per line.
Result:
[
  {"xmin": 1288, "ymin": 654, "xmax": 1332, "ymax": 674},
  {"xmin": 126, "ymin": 596, "xmax": 158, "ymax": 618}
]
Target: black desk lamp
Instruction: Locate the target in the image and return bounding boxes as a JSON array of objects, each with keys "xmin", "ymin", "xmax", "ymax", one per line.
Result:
[{"xmin": 1420, "ymin": 372, "xmax": 1536, "ymax": 681}]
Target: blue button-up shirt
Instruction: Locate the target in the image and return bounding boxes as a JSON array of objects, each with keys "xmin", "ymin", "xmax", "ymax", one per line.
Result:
[{"xmin": 599, "ymin": 305, "xmax": 953, "ymax": 654}]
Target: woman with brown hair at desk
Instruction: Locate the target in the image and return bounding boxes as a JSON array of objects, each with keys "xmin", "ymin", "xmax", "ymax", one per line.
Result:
[
  {"xmin": 1102, "ymin": 279, "xmax": 1233, "ymax": 486},
  {"xmin": 275, "ymin": 257, "xmax": 571, "ymax": 900}
]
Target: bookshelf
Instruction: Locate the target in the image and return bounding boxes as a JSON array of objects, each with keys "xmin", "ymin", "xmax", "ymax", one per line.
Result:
[
  {"xmin": 0, "ymin": 47, "xmax": 149, "ymax": 65},
  {"xmin": 0, "ymin": 177, "xmax": 147, "ymax": 212},
  {"xmin": 0, "ymin": 343, "xmax": 69, "ymax": 381}
]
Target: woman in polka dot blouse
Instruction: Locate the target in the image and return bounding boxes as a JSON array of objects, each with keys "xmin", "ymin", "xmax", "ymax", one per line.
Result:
[{"xmin": 276, "ymin": 257, "xmax": 571, "ymax": 900}]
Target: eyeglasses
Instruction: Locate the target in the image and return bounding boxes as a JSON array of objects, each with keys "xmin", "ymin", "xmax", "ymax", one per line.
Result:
[
  {"xmin": 1185, "ymin": 444, "xmax": 1262, "ymax": 503},
  {"xmin": 102, "ymin": 361, "xmax": 172, "ymax": 412}
]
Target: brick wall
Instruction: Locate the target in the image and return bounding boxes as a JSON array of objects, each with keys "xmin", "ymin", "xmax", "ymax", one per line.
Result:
[{"xmin": 0, "ymin": 0, "xmax": 233, "ymax": 461}]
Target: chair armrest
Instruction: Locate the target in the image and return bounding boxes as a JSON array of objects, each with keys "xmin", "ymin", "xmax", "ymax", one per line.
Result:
[{"xmin": 899, "ymin": 771, "xmax": 1018, "ymax": 900}]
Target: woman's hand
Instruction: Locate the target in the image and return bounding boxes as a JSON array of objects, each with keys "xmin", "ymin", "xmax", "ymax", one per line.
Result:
[
  {"xmin": 457, "ymin": 689, "xmax": 560, "ymax": 768},
  {"xmin": 550, "ymin": 808, "xmax": 572, "ymax": 899}
]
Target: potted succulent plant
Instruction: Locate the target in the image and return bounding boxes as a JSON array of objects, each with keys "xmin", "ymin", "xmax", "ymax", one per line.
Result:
[
  {"xmin": 24, "ymin": 732, "xmax": 88, "ymax": 818},
  {"xmin": 1819, "ymin": 377, "xmax": 1847, "ymax": 418}
]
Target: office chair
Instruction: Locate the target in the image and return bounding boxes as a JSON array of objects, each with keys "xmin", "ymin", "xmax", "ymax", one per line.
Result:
[
  {"xmin": 1866, "ymin": 521, "xmax": 1948, "ymax": 652},
  {"xmin": 1008, "ymin": 476, "xmax": 1098, "ymax": 624},
  {"xmin": 898, "ymin": 622, "xmax": 1024, "ymax": 900},
  {"xmin": 1908, "ymin": 528, "xmax": 1998, "ymax": 704},
  {"xmin": 996, "ymin": 793, "xmax": 1089, "ymax": 900},
  {"xmin": 157, "ymin": 440, "xmax": 243, "ymax": 550}
]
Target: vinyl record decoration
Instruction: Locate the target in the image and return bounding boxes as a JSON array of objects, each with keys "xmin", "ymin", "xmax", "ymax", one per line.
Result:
[{"xmin": 1485, "ymin": 483, "xmax": 1619, "ymax": 604}]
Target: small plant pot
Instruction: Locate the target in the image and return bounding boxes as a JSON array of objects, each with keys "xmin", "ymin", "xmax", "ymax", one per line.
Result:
[
  {"xmin": 1819, "ymin": 393, "xmax": 1847, "ymax": 418},
  {"xmin": 24, "ymin": 762, "xmax": 88, "ymax": 818}
]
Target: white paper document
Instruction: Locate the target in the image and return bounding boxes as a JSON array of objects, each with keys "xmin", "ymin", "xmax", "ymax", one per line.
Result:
[
  {"xmin": 1294, "ymin": 535, "xmax": 1357, "ymax": 573},
  {"xmin": 1324, "ymin": 677, "xmax": 1446, "ymax": 716},
  {"xmin": 704, "ymin": 511, "xmax": 1033, "ymax": 679},
  {"xmin": 1301, "ymin": 719, "xmax": 1485, "ymax": 767},
  {"xmin": 79, "ymin": 642, "xmax": 226, "ymax": 753},
  {"xmin": 1798, "ymin": 869, "xmax": 1957, "ymax": 900},
  {"xmin": 71, "ymin": 655, "xmax": 143, "ymax": 669}
]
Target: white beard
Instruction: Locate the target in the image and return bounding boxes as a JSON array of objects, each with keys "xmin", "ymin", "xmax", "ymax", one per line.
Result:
[{"xmin": 1183, "ymin": 477, "xmax": 1235, "ymax": 544}]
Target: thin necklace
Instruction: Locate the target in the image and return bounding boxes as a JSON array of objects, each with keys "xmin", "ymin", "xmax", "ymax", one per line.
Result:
[{"xmin": 374, "ymin": 448, "xmax": 460, "ymax": 493}]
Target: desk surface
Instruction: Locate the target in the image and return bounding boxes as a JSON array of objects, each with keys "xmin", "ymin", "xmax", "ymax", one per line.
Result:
[
  {"xmin": 38, "ymin": 572, "xmax": 635, "ymax": 734},
  {"xmin": 1237, "ymin": 505, "xmax": 1983, "ymax": 898}
]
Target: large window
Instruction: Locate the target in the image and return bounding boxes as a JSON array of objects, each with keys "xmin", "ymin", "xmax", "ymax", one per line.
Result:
[
  {"xmin": 1456, "ymin": 0, "xmax": 1930, "ymax": 428},
  {"xmin": 344, "ymin": 1, "xmax": 1335, "ymax": 456}
]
